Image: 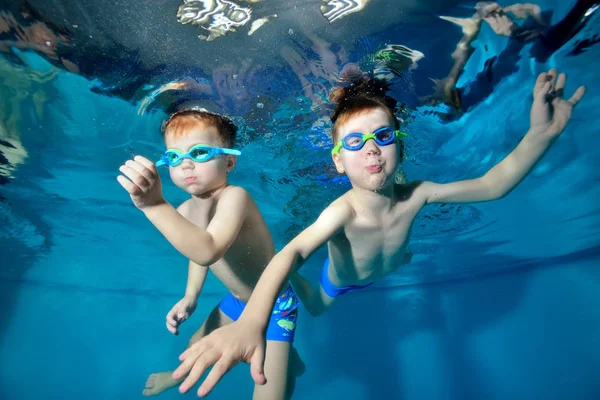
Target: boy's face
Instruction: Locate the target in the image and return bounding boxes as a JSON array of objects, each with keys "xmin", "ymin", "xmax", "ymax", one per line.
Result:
[
  {"xmin": 332, "ymin": 107, "xmax": 400, "ymax": 191},
  {"xmin": 164, "ymin": 122, "xmax": 236, "ymax": 196}
]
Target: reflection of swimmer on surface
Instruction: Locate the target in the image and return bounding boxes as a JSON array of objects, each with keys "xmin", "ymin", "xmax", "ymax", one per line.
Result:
[
  {"xmin": 137, "ymin": 78, "xmax": 213, "ymax": 115},
  {"xmin": 281, "ymin": 32, "xmax": 348, "ymax": 109},
  {"xmin": 374, "ymin": 45, "xmax": 424, "ymax": 76},
  {"xmin": 368, "ymin": 1, "xmax": 597, "ymax": 116},
  {"xmin": 0, "ymin": 5, "xmax": 78, "ymax": 73},
  {"xmin": 419, "ymin": 2, "xmax": 549, "ymax": 111},
  {"xmin": 426, "ymin": 0, "xmax": 598, "ymax": 113},
  {"xmin": 0, "ymin": 132, "xmax": 27, "ymax": 184},
  {"xmin": 0, "ymin": 53, "xmax": 60, "ymax": 181}
]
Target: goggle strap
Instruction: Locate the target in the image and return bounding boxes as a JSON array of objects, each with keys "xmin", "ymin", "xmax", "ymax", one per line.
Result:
[
  {"xmin": 221, "ymin": 149, "xmax": 242, "ymax": 156},
  {"xmin": 331, "ymin": 141, "xmax": 343, "ymax": 156}
]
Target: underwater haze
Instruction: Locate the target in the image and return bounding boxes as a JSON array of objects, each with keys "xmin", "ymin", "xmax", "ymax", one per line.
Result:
[{"xmin": 1, "ymin": 0, "xmax": 599, "ymax": 399}]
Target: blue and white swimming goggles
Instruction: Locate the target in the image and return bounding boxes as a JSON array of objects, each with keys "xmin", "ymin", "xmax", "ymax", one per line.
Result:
[
  {"xmin": 331, "ymin": 127, "xmax": 407, "ymax": 156},
  {"xmin": 156, "ymin": 144, "xmax": 241, "ymax": 167}
]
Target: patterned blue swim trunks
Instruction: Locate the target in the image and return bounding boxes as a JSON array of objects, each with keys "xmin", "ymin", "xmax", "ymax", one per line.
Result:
[{"xmin": 219, "ymin": 285, "xmax": 299, "ymax": 342}]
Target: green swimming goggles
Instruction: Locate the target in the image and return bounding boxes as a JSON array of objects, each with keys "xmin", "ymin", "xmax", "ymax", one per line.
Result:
[
  {"xmin": 331, "ymin": 127, "xmax": 407, "ymax": 156},
  {"xmin": 156, "ymin": 144, "xmax": 241, "ymax": 167}
]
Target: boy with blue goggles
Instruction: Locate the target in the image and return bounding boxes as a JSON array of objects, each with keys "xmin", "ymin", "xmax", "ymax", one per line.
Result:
[{"xmin": 156, "ymin": 144, "xmax": 241, "ymax": 167}]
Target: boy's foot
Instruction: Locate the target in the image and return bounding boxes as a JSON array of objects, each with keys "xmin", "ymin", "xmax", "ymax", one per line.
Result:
[{"xmin": 142, "ymin": 372, "xmax": 180, "ymax": 396}]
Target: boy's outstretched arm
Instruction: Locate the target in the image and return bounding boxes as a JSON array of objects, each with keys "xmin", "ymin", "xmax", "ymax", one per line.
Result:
[
  {"xmin": 117, "ymin": 157, "xmax": 248, "ymax": 265},
  {"xmin": 421, "ymin": 69, "xmax": 586, "ymax": 204},
  {"xmin": 172, "ymin": 200, "xmax": 353, "ymax": 398}
]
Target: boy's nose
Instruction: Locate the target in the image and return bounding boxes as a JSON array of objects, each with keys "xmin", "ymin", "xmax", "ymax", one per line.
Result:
[
  {"xmin": 363, "ymin": 139, "xmax": 381, "ymax": 155},
  {"xmin": 180, "ymin": 158, "xmax": 195, "ymax": 169}
]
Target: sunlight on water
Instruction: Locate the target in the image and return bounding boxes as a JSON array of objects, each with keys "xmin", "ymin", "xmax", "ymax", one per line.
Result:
[
  {"xmin": 177, "ymin": 0, "xmax": 253, "ymax": 41},
  {"xmin": 320, "ymin": 0, "xmax": 371, "ymax": 23}
]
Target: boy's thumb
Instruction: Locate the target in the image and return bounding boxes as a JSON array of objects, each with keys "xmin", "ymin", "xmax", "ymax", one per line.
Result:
[{"xmin": 250, "ymin": 350, "xmax": 266, "ymax": 385}]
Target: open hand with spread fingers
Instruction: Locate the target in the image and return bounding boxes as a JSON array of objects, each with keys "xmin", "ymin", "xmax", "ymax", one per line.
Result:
[{"xmin": 530, "ymin": 68, "xmax": 586, "ymax": 139}]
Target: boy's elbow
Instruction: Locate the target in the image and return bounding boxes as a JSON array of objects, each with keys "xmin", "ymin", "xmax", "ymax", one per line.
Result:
[
  {"xmin": 485, "ymin": 187, "xmax": 505, "ymax": 201},
  {"xmin": 190, "ymin": 239, "xmax": 223, "ymax": 266},
  {"xmin": 494, "ymin": 189, "xmax": 511, "ymax": 201},
  {"xmin": 488, "ymin": 182, "xmax": 515, "ymax": 201},
  {"xmin": 196, "ymin": 252, "xmax": 221, "ymax": 266},
  {"xmin": 206, "ymin": 246, "xmax": 228, "ymax": 265},
  {"xmin": 478, "ymin": 177, "xmax": 508, "ymax": 201},
  {"xmin": 189, "ymin": 254, "xmax": 215, "ymax": 266}
]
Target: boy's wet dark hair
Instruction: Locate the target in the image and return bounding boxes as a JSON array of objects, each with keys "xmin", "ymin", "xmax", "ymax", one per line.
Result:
[{"xmin": 162, "ymin": 109, "xmax": 238, "ymax": 148}]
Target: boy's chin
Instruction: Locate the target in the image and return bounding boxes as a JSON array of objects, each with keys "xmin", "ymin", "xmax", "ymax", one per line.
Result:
[
  {"xmin": 188, "ymin": 188, "xmax": 207, "ymax": 196},
  {"xmin": 189, "ymin": 186, "xmax": 218, "ymax": 197},
  {"xmin": 353, "ymin": 176, "xmax": 394, "ymax": 191},
  {"xmin": 187, "ymin": 182, "xmax": 228, "ymax": 197},
  {"xmin": 177, "ymin": 183, "xmax": 206, "ymax": 196}
]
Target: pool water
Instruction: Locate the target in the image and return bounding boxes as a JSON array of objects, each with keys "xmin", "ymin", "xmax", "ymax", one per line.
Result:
[{"xmin": 1, "ymin": 0, "xmax": 599, "ymax": 399}]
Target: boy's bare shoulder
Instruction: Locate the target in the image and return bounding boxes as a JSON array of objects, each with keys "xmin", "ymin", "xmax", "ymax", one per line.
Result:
[
  {"xmin": 325, "ymin": 192, "xmax": 356, "ymax": 219},
  {"xmin": 219, "ymin": 185, "xmax": 252, "ymax": 203},
  {"xmin": 216, "ymin": 185, "xmax": 257, "ymax": 219}
]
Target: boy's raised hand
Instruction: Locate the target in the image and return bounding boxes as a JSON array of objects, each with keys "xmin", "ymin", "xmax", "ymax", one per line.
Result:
[
  {"xmin": 117, "ymin": 155, "xmax": 166, "ymax": 210},
  {"xmin": 530, "ymin": 69, "xmax": 586, "ymax": 138}
]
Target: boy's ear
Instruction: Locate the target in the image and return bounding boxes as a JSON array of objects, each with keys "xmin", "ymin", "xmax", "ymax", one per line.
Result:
[
  {"xmin": 226, "ymin": 155, "xmax": 237, "ymax": 172},
  {"xmin": 332, "ymin": 153, "xmax": 345, "ymax": 174}
]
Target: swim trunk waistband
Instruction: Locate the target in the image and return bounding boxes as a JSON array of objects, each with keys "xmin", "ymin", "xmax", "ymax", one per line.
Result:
[{"xmin": 320, "ymin": 258, "xmax": 373, "ymax": 299}]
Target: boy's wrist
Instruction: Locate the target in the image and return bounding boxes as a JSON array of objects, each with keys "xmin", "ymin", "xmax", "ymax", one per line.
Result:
[
  {"xmin": 526, "ymin": 126, "xmax": 554, "ymax": 141},
  {"xmin": 141, "ymin": 199, "xmax": 169, "ymax": 215},
  {"xmin": 238, "ymin": 310, "xmax": 269, "ymax": 329},
  {"xmin": 183, "ymin": 292, "xmax": 199, "ymax": 300}
]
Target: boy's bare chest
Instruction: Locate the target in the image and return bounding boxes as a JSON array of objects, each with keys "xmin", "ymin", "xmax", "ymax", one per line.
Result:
[
  {"xmin": 348, "ymin": 218, "xmax": 409, "ymax": 249},
  {"xmin": 344, "ymin": 205, "xmax": 417, "ymax": 263}
]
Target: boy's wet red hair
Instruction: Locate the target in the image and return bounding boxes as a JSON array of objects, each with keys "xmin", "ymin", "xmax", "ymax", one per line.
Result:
[
  {"xmin": 329, "ymin": 76, "xmax": 403, "ymax": 157},
  {"xmin": 163, "ymin": 110, "xmax": 238, "ymax": 148},
  {"xmin": 330, "ymin": 77, "xmax": 400, "ymax": 140}
]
